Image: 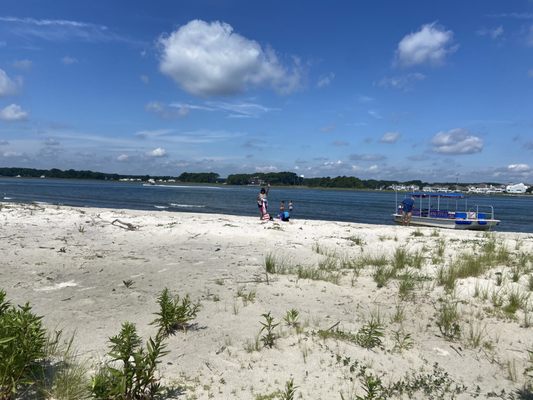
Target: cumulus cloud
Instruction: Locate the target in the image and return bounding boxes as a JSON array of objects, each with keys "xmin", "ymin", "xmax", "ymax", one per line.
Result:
[
  {"xmin": 396, "ymin": 22, "xmax": 457, "ymax": 67},
  {"xmin": 378, "ymin": 73, "xmax": 425, "ymax": 90},
  {"xmin": 147, "ymin": 147, "xmax": 167, "ymax": 157},
  {"xmin": 317, "ymin": 73, "xmax": 335, "ymax": 88},
  {"xmin": 0, "ymin": 104, "xmax": 28, "ymax": 121},
  {"xmin": 117, "ymin": 154, "xmax": 129, "ymax": 161},
  {"xmin": 158, "ymin": 20, "xmax": 301, "ymax": 96},
  {"xmin": 0, "ymin": 69, "xmax": 19, "ymax": 96},
  {"xmin": 431, "ymin": 128, "xmax": 483, "ymax": 154},
  {"xmin": 507, "ymin": 163, "xmax": 530, "ymax": 172},
  {"xmin": 380, "ymin": 132, "xmax": 400, "ymax": 143}
]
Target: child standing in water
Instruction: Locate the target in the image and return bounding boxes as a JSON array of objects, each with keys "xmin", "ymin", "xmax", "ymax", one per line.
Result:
[{"xmin": 257, "ymin": 183, "xmax": 270, "ymax": 220}]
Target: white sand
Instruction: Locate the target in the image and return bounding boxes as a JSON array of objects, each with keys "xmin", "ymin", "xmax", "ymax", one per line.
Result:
[{"xmin": 1, "ymin": 202, "xmax": 532, "ymax": 399}]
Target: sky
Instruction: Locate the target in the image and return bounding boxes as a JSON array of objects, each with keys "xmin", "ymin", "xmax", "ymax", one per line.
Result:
[{"xmin": 0, "ymin": 0, "xmax": 532, "ymax": 183}]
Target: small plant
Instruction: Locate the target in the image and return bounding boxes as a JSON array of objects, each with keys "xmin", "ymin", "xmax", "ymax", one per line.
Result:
[
  {"xmin": 355, "ymin": 316, "xmax": 384, "ymax": 349},
  {"xmin": 77, "ymin": 224, "xmax": 85, "ymax": 233},
  {"xmin": 91, "ymin": 322, "xmax": 168, "ymax": 399},
  {"xmin": 259, "ymin": 312, "xmax": 279, "ymax": 348},
  {"xmin": 392, "ymin": 247, "xmax": 408, "ymax": 270},
  {"xmin": 283, "ymin": 309, "xmax": 300, "ymax": 328},
  {"xmin": 464, "ymin": 320, "xmax": 486, "ymax": 348},
  {"xmin": 151, "ymin": 288, "xmax": 200, "ymax": 337},
  {"xmin": 0, "ymin": 289, "xmax": 48, "ymax": 400},
  {"xmin": 281, "ymin": 378, "xmax": 297, "ymax": 400},
  {"xmin": 503, "ymin": 288, "xmax": 528, "ymax": 315},
  {"xmin": 411, "ymin": 229, "xmax": 424, "ymax": 237},
  {"xmin": 265, "ymin": 253, "xmax": 277, "ymax": 274},
  {"xmin": 398, "ymin": 272, "xmax": 417, "ymax": 301},
  {"xmin": 495, "ymin": 271, "xmax": 503, "ymax": 286},
  {"xmin": 435, "ymin": 299, "xmax": 461, "ymax": 340},
  {"xmin": 42, "ymin": 332, "xmax": 91, "ymax": 400},
  {"xmin": 244, "ymin": 334, "xmax": 261, "ymax": 353},
  {"xmin": 346, "ymin": 235, "xmax": 365, "ymax": 246},
  {"xmin": 392, "ymin": 329, "xmax": 414, "ymax": 353},
  {"xmin": 431, "ymin": 229, "xmax": 440, "ymax": 237},
  {"xmin": 390, "ymin": 303, "xmax": 406, "ymax": 324},
  {"xmin": 123, "ymin": 279, "xmax": 134, "ymax": 289},
  {"xmin": 373, "ymin": 265, "xmax": 395, "ymax": 288},
  {"xmin": 236, "ymin": 287, "xmax": 256, "ymax": 306}
]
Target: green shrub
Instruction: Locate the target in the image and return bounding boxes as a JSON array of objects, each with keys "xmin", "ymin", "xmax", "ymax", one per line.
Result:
[
  {"xmin": 151, "ymin": 288, "xmax": 200, "ymax": 337},
  {"xmin": 91, "ymin": 322, "xmax": 168, "ymax": 400},
  {"xmin": 259, "ymin": 312, "xmax": 279, "ymax": 349},
  {"xmin": 0, "ymin": 289, "xmax": 47, "ymax": 399}
]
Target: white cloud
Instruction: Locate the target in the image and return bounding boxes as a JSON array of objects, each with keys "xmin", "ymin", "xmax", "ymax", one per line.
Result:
[
  {"xmin": 62, "ymin": 56, "xmax": 78, "ymax": 65},
  {"xmin": 431, "ymin": 128, "xmax": 483, "ymax": 154},
  {"xmin": 158, "ymin": 20, "xmax": 301, "ymax": 96},
  {"xmin": 145, "ymin": 102, "xmax": 189, "ymax": 119},
  {"xmin": 0, "ymin": 104, "xmax": 28, "ymax": 121},
  {"xmin": 147, "ymin": 147, "xmax": 167, "ymax": 157},
  {"xmin": 135, "ymin": 129, "xmax": 174, "ymax": 139},
  {"xmin": 396, "ymin": 22, "xmax": 457, "ymax": 67},
  {"xmin": 117, "ymin": 154, "xmax": 129, "ymax": 161},
  {"xmin": 12, "ymin": 59, "xmax": 32, "ymax": 70},
  {"xmin": 317, "ymin": 73, "xmax": 335, "ymax": 88},
  {"xmin": 140, "ymin": 74, "xmax": 149, "ymax": 84},
  {"xmin": 380, "ymin": 132, "xmax": 400, "ymax": 143},
  {"xmin": 0, "ymin": 16, "xmax": 134, "ymax": 44},
  {"xmin": 476, "ymin": 26, "xmax": 504, "ymax": 39},
  {"xmin": 0, "ymin": 69, "xmax": 19, "ymax": 96},
  {"xmin": 368, "ymin": 110, "xmax": 382, "ymax": 119},
  {"xmin": 349, "ymin": 153, "xmax": 386, "ymax": 161},
  {"xmin": 378, "ymin": 73, "xmax": 425, "ymax": 90},
  {"xmin": 255, "ymin": 165, "xmax": 278, "ymax": 173},
  {"xmin": 507, "ymin": 163, "xmax": 530, "ymax": 172}
]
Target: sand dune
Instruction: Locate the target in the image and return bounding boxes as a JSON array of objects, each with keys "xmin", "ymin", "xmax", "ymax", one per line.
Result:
[{"xmin": 1, "ymin": 202, "xmax": 532, "ymax": 399}]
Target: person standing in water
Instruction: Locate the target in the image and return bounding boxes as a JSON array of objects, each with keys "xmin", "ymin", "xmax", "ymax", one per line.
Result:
[{"xmin": 257, "ymin": 183, "xmax": 270, "ymax": 220}]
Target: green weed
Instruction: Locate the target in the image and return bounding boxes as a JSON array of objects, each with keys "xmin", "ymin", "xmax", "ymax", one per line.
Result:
[{"xmin": 151, "ymin": 288, "xmax": 200, "ymax": 337}]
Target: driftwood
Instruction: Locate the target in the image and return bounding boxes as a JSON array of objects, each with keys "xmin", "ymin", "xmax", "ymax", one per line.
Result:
[{"xmin": 111, "ymin": 219, "xmax": 138, "ymax": 231}]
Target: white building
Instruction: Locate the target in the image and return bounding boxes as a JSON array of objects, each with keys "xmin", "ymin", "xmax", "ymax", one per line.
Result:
[{"xmin": 505, "ymin": 183, "xmax": 529, "ymax": 194}]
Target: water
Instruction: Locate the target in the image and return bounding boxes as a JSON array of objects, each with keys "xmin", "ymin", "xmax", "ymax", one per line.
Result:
[{"xmin": 1, "ymin": 177, "xmax": 532, "ymax": 233}]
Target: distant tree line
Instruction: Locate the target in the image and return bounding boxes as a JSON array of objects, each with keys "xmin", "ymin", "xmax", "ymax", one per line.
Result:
[
  {"xmin": 226, "ymin": 172, "xmax": 427, "ymax": 190},
  {"xmin": 177, "ymin": 172, "xmax": 219, "ymax": 183},
  {"xmin": 1, "ymin": 168, "xmax": 525, "ymax": 191}
]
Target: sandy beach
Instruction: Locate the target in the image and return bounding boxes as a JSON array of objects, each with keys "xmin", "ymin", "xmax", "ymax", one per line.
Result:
[{"xmin": 1, "ymin": 202, "xmax": 532, "ymax": 399}]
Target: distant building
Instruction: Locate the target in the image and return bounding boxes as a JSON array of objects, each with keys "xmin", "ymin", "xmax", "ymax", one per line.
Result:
[{"xmin": 506, "ymin": 183, "xmax": 528, "ymax": 194}]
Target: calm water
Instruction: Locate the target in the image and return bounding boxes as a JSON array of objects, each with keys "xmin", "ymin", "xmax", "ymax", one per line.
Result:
[{"xmin": 1, "ymin": 177, "xmax": 532, "ymax": 233}]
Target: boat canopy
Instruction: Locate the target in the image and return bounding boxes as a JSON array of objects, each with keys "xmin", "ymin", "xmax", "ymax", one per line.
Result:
[{"xmin": 407, "ymin": 192, "xmax": 465, "ymax": 199}]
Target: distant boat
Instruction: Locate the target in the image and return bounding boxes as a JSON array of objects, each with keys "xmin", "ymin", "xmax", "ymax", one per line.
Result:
[
  {"xmin": 40, "ymin": 175, "xmax": 46, "ymax": 179},
  {"xmin": 393, "ymin": 192, "xmax": 500, "ymax": 231}
]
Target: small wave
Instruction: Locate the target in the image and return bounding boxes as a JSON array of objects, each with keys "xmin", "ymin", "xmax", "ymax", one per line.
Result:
[
  {"xmin": 170, "ymin": 203, "xmax": 206, "ymax": 208},
  {"xmin": 3, "ymin": 196, "xmax": 12, "ymax": 200},
  {"xmin": 154, "ymin": 205, "xmax": 169, "ymax": 209}
]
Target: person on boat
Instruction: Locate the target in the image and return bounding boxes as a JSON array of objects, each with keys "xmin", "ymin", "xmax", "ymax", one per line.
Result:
[
  {"xmin": 401, "ymin": 195, "xmax": 415, "ymax": 226},
  {"xmin": 257, "ymin": 183, "xmax": 270, "ymax": 220}
]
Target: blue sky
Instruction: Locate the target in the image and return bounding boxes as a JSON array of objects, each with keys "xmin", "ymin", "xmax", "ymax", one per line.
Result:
[{"xmin": 0, "ymin": 0, "xmax": 532, "ymax": 182}]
